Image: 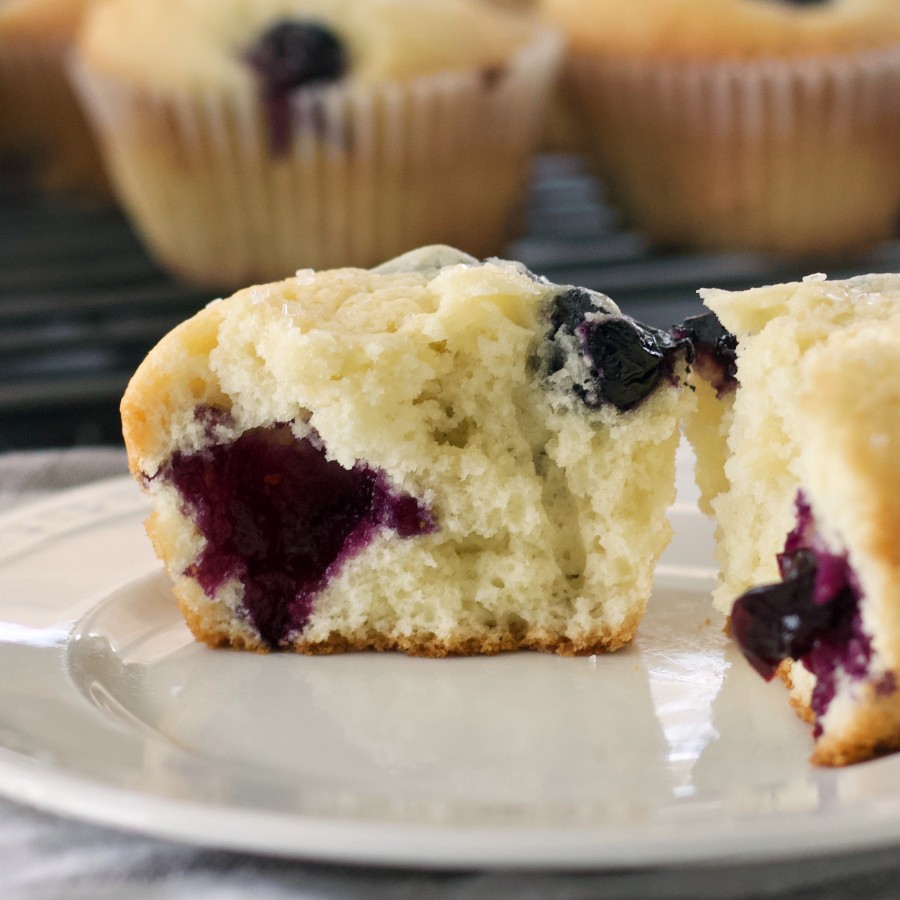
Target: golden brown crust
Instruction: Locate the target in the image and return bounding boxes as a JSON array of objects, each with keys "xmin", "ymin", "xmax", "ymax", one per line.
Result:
[
  {"xmin": 120, "ymin": 300, "xmax": 229, "ymax": 476},
  {"xmin": 0, "ymin": 0, "xmax": 110, "ymax": 197},
  {"xmin": 177, "ymin": 586, "xmax": 640, "ymax": 658},
  {"xmin": 179, "ymin": 598, "xmax": 269, "ymax": 653},
  {"xmin": 811, "ymin": 691, "xmax": 900, "ymax": 767},
  {"xmin": 779, "ymin": 661, "xmax": 816, "ymax": 726},
  {"xmin": 77, "ymin": 0, "xmax": 538, "ymax": 89},
  {"xmin": 778, "ymin": 646, "xmax": 900, "ymax": 766},
  {"xmin": 782, "ymin": 692, "xmax": 900, "ymax": 767}
]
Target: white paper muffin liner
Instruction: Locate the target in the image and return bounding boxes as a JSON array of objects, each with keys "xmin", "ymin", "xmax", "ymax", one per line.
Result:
[
  {"xmin": 567, "ymin": 46, "xmax": 900, "ymax": 255},
  {"xmin": 0, "ymin": 39, "xmax": 108, "ymax": 194},
  {"xmin": 70, "ymin": 30, "xmax": 562, "ymax": 288}
]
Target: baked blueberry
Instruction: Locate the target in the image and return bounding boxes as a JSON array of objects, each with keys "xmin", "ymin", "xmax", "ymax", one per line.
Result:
[
  {"xmin": 730, "ymin": 548, "xmax": 838, "ymax": 680},
  {"xmin": 581, "ymin": 317, "xmax": 685, "ymax": 411},
  {"xmin": 671, "ymin": 312, "xmax": 738, "ymax": 397},
  {"xmin": 730, "ymin": 493, "xmax": 876, "ymax": 732},
  {"xmin": 543, "ymin": 289, "xmax": 688, "ymax": 412},
  {"xmin": 246, "ymin": 21, "xmax": 346, "ymax": 93},
  {"xmin": 245, "ymin": 20, "xmax": 347, "ymax": 154},
  {"xmin": 548, "ymin": 287, "xmax": 616, "ymax": 338}
]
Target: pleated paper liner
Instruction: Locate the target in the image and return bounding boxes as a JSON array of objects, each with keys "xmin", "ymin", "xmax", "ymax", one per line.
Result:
[{"xmin": 567, "ymin": 46, "xmax": 900, "ymax": 256}]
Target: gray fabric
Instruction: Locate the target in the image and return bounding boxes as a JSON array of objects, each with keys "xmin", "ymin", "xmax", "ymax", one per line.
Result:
[
  {"xmin": 0, "ymin": 448, "xmax": 129, "ymax": 513},
  {"xmin": 2, "ymin": 447, "xmax": 900, "ymax": 899}
]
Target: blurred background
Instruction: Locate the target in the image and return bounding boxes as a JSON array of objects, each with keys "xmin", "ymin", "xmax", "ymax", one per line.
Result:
[
  {"xmin": 5, "ymin": 153, "xmax": 900, "ymax": 452},
  {"xmin": 0, "ymin": 3, "xmax": 900, "ymax": 451}
]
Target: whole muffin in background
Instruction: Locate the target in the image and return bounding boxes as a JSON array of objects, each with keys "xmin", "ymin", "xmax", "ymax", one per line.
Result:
[
  {"xmin": 0, "ymin": 0, "xmax": 108, "ymax": 196},
  {"xmin": 71, "ymin": 0, "xmax": 562, "ymax": 290},
  {"xmin": 539, "ymin": 0, "xmax": 900, "ymax": 256}
]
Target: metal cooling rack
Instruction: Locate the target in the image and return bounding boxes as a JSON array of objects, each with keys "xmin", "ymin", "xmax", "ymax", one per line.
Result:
[{"xmin": 3, "ymin": 153, "xmax": 900, "ymax": 451}]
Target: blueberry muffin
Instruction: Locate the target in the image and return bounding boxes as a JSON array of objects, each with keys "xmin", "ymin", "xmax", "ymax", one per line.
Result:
[
  {"xmin": 72, "ymin": 0, "xmax": 561, "ymax": 288},
  {"xmin": 685, "ymin": 273, "xmax": 900, "ymax": 765},
  {"xmin": 538, "ymin": 0, "xmax": 900, "ymax": 255},
  {"xmin": 121, "ymin": 246, "xmax": 693, "ymax": 657},
  {"xmin": 0, "ymin": 0, "xmax": 108, "ymax": 194}
]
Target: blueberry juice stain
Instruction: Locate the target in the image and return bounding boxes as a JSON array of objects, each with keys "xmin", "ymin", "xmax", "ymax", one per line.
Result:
[
  {"xmin": 244, "ymin": 20, "xmax": 347, "ymax": 155},
  {"xmin": 730, "ymin": 493, "xmax": 892, "ymax": 735},
  {"xmin": 164, "ymin": 422, "xmax": 435, "ymax": 648}
]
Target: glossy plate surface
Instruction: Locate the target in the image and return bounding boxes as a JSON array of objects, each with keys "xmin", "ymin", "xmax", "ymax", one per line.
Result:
[{"xmin": 1, "ymin": 458, "xmax": 900, "ymax": 869}]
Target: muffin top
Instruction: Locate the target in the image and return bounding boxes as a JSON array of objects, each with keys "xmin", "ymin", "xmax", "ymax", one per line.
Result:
[
  {"xmin": 77, "ymin": 0, "xmax": 540, "ymax": 91},
  {"xmin": 122, "ymin": 245, "xmax": 691, "ymax": 475},
  {"xmin": 699, "ymin": 272, "xmax": 900, "ymax": 339},
  {"xmin": 0, "ymin": 0, "xmax": 94, "ymax": 44},
  {"xmin": 539, "ymin": 0, "xmax": 900, "ymax": 59}
]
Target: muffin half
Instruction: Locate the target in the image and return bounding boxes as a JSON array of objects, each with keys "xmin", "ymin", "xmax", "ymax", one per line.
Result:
[
  {"xmin": 684, "ymin": 273, "xmax": 900, "ymax": 765},
  {"xmin": 122, "ymin": 246, "xmax": 693, "ymax": 656}
]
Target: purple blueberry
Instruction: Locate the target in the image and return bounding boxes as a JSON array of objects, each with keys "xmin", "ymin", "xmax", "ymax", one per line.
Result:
[
  {"xmin": 580, "ymin": 317, "xmax": 683, "ymax": 411},
  {"xmin": 542, "ymin": 289, "xmax": 689, "ymax": 412},
  {"xmin": 671, "ymin": 312, "xmax": 738, "ymax": 397},
  {"xmin": 730, "ymin": 492, "xmax": 886, "ymax": 732},
  {"xmin": 164, "ymin": 418, "xmax": 434, "ymax": 648},
  {"xmin": 730, "ymin": 548, "xmax": 834, "ymax": 680},
  {"xmin": 245, "ymin": 20, "xmax": 346, "ymax": 93}
]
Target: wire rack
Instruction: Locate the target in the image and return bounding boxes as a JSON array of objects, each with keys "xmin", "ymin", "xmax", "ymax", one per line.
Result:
[{"xmin": 3, "ymin": 153, "xmax": 900, "ymax": 451}]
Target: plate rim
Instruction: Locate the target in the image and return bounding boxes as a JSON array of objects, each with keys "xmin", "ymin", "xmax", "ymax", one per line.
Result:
[{"xmin": 4, "ymin": 737, "xmax": 900, "ymax": 870}]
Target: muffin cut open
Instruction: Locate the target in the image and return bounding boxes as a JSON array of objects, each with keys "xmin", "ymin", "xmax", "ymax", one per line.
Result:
[{"xmin": 122, "ymin": 246, "xmax": 693, "ymax": 657}]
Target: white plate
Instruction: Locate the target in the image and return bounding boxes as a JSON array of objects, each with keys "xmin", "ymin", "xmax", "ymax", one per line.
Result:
[{"xmin": 2, "ymin": 464, "xmax": 900, "ymax": 870}]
